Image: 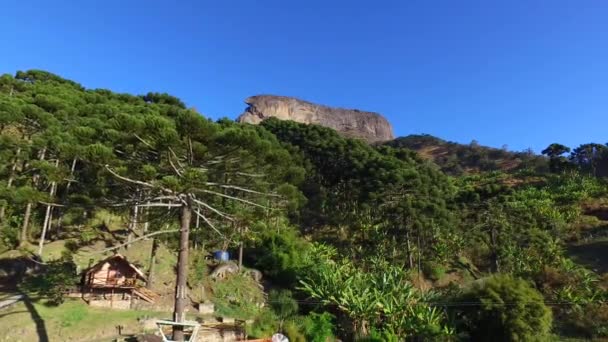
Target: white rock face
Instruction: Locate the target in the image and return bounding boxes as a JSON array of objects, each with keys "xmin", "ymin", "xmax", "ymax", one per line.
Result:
[{"xmin": 237, "ymin": 95, "xmax": 394, "ymax": 143}]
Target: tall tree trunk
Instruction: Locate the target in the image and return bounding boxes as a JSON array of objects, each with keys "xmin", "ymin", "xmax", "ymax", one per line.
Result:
[
  {"xmin": 64, "ymin": 158, "xmax": 77, "ymax": 194},
  {"xmin": 173, "ymin": 199, "xmax": 192, "ymax": 342},
  {"xmin": 143, "ymin": 201, "xmax": 150, "ymax": 234},
  {"xmin": 55, "ymin": 158, "xmax": 77, "ymax": 237},
  {"xmin": 405, "ymin": 230, "xmax": 414, "ymax": 269},
  {"xmin": 417, "ymin": 233, "xmax": 422, "ymax": 283},
  {"xmin": 126, "ymin": 204, "xmax": 139, "ymax": 250},
  {"xmin": 490, "ymin": 227, "xmax": 500, "ymax": 273},
  {"xmin": 238, "ymin": 224, "xmax": 244, "ymax": 270},
  {"xmin": 0, "ymin": 147, "xmax": 22, "ymax": 222},
  {"xmin": 147, "ymin": 237, "xmax": 159, "ymax": 289},
  {"xmin": 20, "ymin": 147, "xmax": 46, "ymax": 246},
  {"xmin": 38, "ymin": 160, "xmax": 59, "ymax": 257},
  {"xmin": 20, "ymin": 204, "xmax": 33, "ymax": 246}
]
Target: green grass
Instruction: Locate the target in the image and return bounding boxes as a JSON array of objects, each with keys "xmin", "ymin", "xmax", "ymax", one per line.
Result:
[{"xmin": 0, "ymin": 298, "xmax": 168, "ymax": 342}]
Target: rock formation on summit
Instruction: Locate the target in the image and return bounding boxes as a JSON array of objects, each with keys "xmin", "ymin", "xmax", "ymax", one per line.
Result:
[{"xmin": 236, "ymin": 95, "xmax": 394, "ymax": 142}]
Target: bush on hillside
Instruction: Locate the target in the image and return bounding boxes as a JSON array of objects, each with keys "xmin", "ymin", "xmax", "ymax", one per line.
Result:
[
  {"xmin": 457, "ymin": 274, "xmax": 552, "ymax": 341},
  {"xmin": 301, "ymin": 312, "xmax": 336, "ymax": 342}
]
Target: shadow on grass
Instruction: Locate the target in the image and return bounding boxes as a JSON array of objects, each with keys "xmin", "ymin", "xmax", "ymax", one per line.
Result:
[
  {"xmin": 567, "ymin": 240, "xmax": 608, "ymax": 274},
  {"xmin": 20, "ymin": 293, "xmax": 49, "ymax": 342}
]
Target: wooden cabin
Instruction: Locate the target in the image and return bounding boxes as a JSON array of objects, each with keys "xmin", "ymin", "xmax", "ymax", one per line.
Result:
[{"xmin": 82, "ymin": 254, "xmax": 158, "ymax": 309}]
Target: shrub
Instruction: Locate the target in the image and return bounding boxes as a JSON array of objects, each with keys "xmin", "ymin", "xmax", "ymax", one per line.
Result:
[
  {"xmin": 248, "ymin": 309, "xmax": 279, "ymax": 338},
  {"xmin": 0, "ymin": 225, "xmax": 18, "ymax": 252},
  {"xmin": 248, "ymin": 225, "xmax": 311, "ymax": 287},
  {"xmin": 301, "ymin": 312, "xmax": 336, "ymax": 342},
  {"xmin": 423, "ymin": 261, "xmax": 446, "ymax": 281},
  {"xmin": 284, "ymin": 320, "xmax": 306, "ymax": 342},
  {"xmin": 268, "ymin": 289, "xmax": 298, "ymax": 328},
  {"xmin": 458, "ymin": 274, "xmax": 552, "ymax": 341}
]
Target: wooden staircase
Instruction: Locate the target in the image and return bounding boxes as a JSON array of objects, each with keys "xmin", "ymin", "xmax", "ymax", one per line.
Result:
[{"xmin": 133, "ymin": 286, "xmax": 160, "ymax": 303}]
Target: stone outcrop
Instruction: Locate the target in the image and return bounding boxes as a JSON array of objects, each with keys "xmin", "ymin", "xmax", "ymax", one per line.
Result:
[{"xmin": 236, "ymin": 95, "xmax": 394, "ymax": 142}]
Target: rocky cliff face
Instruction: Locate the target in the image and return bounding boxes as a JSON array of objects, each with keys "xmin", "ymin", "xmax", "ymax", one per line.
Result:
[{"xmin": 236, "ymin": 95, "xmax": 394, "ymax": 142}]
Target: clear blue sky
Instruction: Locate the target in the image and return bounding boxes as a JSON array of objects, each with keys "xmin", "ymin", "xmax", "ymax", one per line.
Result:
[{"xmin": 1, "ymin": 1, "xmax": 607, "ymax": 152}]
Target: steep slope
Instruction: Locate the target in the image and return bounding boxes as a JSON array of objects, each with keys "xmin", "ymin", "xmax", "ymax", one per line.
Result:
[{"xmin": 237, "ymin": 95, "xmax": 394, "ymax": 142}]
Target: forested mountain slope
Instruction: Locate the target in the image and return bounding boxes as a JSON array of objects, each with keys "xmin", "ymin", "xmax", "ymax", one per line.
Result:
[{"xmin": 1, "ymin": 70, "xmax": 608, "ymax": 341}]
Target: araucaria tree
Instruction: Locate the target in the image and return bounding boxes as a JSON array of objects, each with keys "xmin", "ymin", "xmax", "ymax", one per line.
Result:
[{"xmin": 101, "ymin": 115, "xmax": 300, "ymax": 340}]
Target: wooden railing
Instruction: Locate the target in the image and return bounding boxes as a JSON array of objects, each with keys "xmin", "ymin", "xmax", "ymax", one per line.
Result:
[{"xmin": 87, "ymin": 277, "xmax": 137, "ymax": 288}]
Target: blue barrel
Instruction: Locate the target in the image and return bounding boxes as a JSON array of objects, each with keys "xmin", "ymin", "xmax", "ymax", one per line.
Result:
[{"xmin": 213, "ymin": 250, "xmax": 230, "ymax": 262}]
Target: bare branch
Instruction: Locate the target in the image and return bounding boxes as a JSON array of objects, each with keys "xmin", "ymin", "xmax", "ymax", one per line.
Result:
[
  {"xmin": 133, "ymin": 134, "xmax": 158, "ymax": 154},
  {"xmin": 105, "ymin": 165, "xmax": 174, "ymax": 194},
  {"xmin": 234, "ymin": 172, "xmax": 265, "ymax": 178},
  {"xmin": 191, "ymin": 197, "xmax": 234, "ymax": 221},
  {"xmin": 168, "ymin": 154, "xmax": 183, "ymax": 177},
  {"xmin": 37, "ymin": 201, "xmax": 65, "ymax": 208},
  {"xmin": 168, "ymin": 147, "xmax": 185, "ymax": 169},
  {"xmin": 150, "ymin": 195, "xmax": 181, "ymax": 202},
  {"xmin": 205, "ymin": 183, "xmax": 281, "ymax": 197},
  {"xmin": 199, "ymin": 189, "xmax": 270, "ymax": 209},
  {"xmin": 93, "ymin": 229, "xmax": 180, "ymax": 254},
  {"xmin": 194, "ymin": 209, "xmax": 229, "ymax": 240},
  {"xmin": 105, "ymin": 165, "xmax": 154, "ymax": 188},
  {"xmin": 137, "ymin": 202, "xmax": 182, "ymax": 208}
]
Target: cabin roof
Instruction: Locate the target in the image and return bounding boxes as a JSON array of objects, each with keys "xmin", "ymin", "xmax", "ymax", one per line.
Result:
[{"xmin": 85, "ymin": 254, "xmax": 147, "ymax": 281}]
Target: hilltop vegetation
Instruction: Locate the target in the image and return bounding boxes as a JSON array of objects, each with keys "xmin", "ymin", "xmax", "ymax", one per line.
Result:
[
  {"xmin": 384, "ymin": 134, "xmax": 547, "ymax": 175},
  {"xmin": 1, "ymin": 70, "xmax": 608, "ymax": 341}
]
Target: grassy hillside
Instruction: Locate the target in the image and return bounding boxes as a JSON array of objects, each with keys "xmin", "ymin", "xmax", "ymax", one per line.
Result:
[{"xmin": 384, "ymin": 134, "xmax": 548, "ymax": 175}]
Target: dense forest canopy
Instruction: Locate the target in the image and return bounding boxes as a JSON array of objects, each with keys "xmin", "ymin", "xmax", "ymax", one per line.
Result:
[{"xmin": 1, "ymin": 70, "xmax": 607, "ymax": 341}]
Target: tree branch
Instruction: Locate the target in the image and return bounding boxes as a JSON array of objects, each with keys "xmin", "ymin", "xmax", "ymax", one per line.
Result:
[
  {"xmin": 93, "ymin": 229, "xmax": 180, "ymax": 254},
  {"xmin": 133, "ymin": 134, "xmax": 158, "ymax": 154},
  {"xmin": 205, "ymin": 183, "xmax": 281, "ymax": 197},
  {"xmin": 37, "ymin": 201, "xmax": 65, "ymax": 207},
  {"xmin": 199, "ymin": 189, "xmax": 270, "ymax": 209},
  {"xmin": 234, "ymin": 172, "xmax": 265, "ymax": 178},
  {"xmin": 168, "ymin": 147, "xmax": 185, "ymax": 169},
  {"xmin": 194, "ymin": 209, "xmax": 229, "ymax": 241},
  {"xmin": 105, "ymin": 165, "xmax": 173, "ymax": 194},
  {"xmin": 168, "ymin": 154, "xmax": 183, "ymax": 177},
  {"xmin": 191, "ymin": 197, "xmax": 234, "ymax": 221},
  {"xmin": 137, "ymin": 202, "xmax": 182, "ymax": 208}
]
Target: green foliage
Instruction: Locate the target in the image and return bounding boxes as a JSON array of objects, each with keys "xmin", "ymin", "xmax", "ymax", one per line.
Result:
[
  {"xmin": 189, "ymin": 250, "xmax": 207, "ymax": 287},
  {"xmin": 23, "ymin": 256, "xmax": 79, "ymax": 306},
  {"xmin": 248, "ymin": 224, "xmax": 312, "ymax": 287},
  {"xmin": 283, "ymin": 320, "xmax": 307, "ymax": 342},
  {"xmin": 262, "ymin": 118, "xmax": 456, "ymax": 271},
  {"xmin": 211, "ymin": 274, "xmax": 264, "ymax": 320},
  {"xmin": 268, "ymin": 289, "xmax": 298, "ymax": 325},
  {"xmin": 248, "ymin": 309, "xmax": 279, "ymax": 338},
  {"xmin": 301, "ymin": 312, "xmax": 336, "ymax": 342},
  {"xmin": 458, "ymin": 274, "xmax": 552, "ymax": 341},
  {"xmin": 300, "ymin": 256, "xmax": 454, "ymax": 339},
  {"xmin": 423, "ymin": 261, "xmax": 446, "ymax": 281}
]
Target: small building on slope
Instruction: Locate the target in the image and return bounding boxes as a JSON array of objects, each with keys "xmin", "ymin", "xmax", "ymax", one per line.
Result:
[{"xmin": 82, "ymin": 254, "xmax": 158, "ymax": 309}]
